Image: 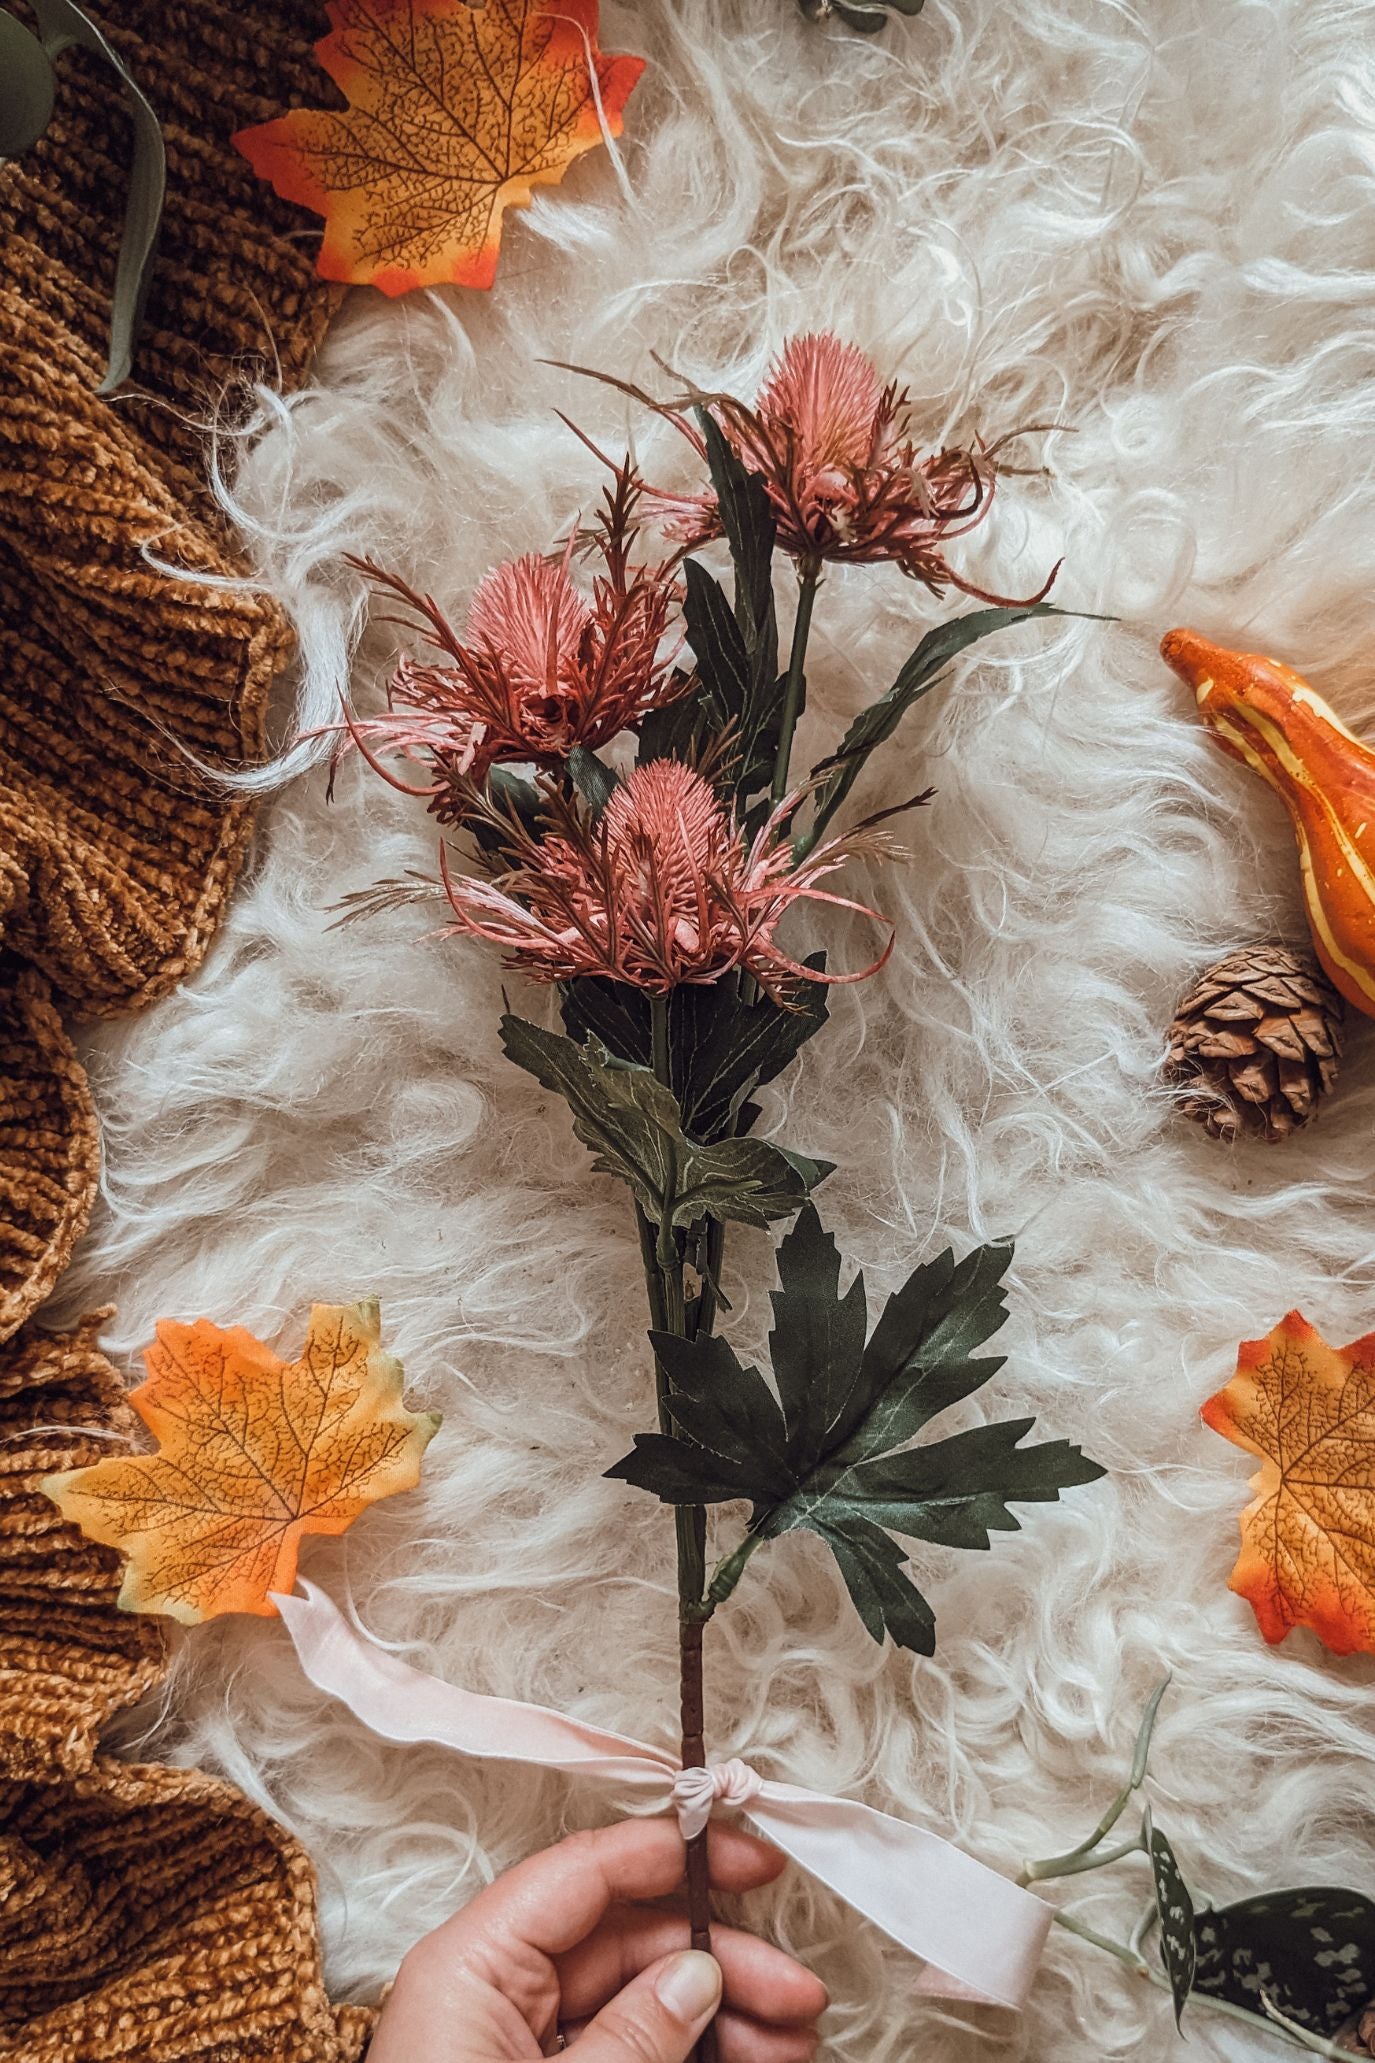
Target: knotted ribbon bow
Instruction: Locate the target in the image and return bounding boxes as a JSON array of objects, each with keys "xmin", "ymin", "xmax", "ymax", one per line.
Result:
[{"xmin": 276, "ymin": 1582, "xmax": 1051, "ymax": 2012}]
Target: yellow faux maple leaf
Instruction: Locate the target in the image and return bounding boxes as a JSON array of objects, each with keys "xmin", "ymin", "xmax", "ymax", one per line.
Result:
[
  {"xmin": 1202, "ymin": 1309, "xmax": 1375, "ymax": 1655},
  {"xmin": 43, "ymin": 1300, "xmax": 440, "ymax": 1625},
  {"xmin": 233, "ymin": 0, "xmax": 645, "ymax": 295}
]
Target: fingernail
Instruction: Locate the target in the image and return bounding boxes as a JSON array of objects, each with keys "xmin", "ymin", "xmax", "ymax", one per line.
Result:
[{"xmin": 655, "ymin": 1951, "xmax": 722, "ymax": 2022}]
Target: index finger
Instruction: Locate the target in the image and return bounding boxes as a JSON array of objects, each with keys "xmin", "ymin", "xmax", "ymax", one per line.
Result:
[{"xmin": 452, "ymin": 1821, "xmax": 788, "ymax": 1960}]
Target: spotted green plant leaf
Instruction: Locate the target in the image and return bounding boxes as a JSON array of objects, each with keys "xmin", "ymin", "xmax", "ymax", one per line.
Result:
[
  {"xmin": 26, "ymin": 0, "xmax": 165, "ymax": 392},
  {"xmin": 560, "ymin": 959, "xmax": 829, "ymax": 1144},
  {"xmin": 1144, "ymin": 1809, "xmax": 1196, "ymax": 2027},
  {"xmin": 1192, "ymin": 1888, "xmax": 1375, "ymax": 2036},
  {"xmin": 608, "ymin": 1204, "xmax": 1104, "ymax": 1652},
  {"xmin": 499, "ymin": 1017, "xmax": 827, "ymax": 1243}
]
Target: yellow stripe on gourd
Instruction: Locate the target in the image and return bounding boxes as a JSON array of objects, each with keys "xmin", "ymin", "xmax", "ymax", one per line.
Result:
[{"xmin": 1295, "ymin": 835, "xmax": 1375, "ymax": 1008}]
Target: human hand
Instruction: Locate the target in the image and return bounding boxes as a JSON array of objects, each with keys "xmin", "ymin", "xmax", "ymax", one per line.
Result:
[{"xmin": 367, "ymin": 1819, "xmax": 828, "ymax": 2063}]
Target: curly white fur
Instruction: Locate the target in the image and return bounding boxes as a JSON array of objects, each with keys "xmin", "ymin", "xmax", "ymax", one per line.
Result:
[{"xmin": 61, "ymin": 1, "xmax": 1375, "ymax": 2057}]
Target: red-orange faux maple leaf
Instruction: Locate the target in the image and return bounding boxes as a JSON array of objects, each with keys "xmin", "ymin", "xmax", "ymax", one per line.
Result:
[
  {"xmin": 42, "ymin": 1299, "xmax": 439, "ymax": 1624},
  {"xmin": 233, "ymin": 0, "xmax": 644, "ymax": 295},
  {"xmin": 1202, "ymin": 1310, "xmax": 1375, "ymax": 1655}
]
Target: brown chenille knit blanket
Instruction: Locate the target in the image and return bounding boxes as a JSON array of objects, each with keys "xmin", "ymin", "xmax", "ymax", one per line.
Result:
[
  {"xmin": 0, "ymin": 1312, "xmax": 374, "ymax": 2061},
  {"xmin": 0, "ymin": 0, "xmax": 335, "ymax": 1336},
  {"xmin": 0, "ymin": 4, "xmax": 373, "ymax": 2053}
]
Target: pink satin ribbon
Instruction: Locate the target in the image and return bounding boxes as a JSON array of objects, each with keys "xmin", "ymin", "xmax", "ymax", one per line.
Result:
[{"xmin": 275, "ymin": 1582, "xmax": 1051, "ymax": 2012}]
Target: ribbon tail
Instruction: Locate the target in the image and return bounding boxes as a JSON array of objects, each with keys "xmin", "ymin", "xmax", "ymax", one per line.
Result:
[
  {"xmin": 744, "ymin": 1782, "xmax": 1051, "ymax": 2012},
  {"xmin": 275, "ymin": 1581, "xmax": 677, "ymax": 1803}
]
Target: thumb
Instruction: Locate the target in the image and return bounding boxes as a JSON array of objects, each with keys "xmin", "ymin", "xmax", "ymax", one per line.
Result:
[{"xmin": 573, "ymin": 1951, "xmax": 723, "ymax": 2063}]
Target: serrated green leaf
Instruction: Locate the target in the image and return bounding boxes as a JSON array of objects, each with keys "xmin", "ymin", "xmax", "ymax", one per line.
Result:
[
  {"xmin": 1144, "ymin": 1809, "xmax": 1196, "ymax": 2027},
  {"xmin": 766, "ymin": 1201, "xmax": 868, "ymax": 1461},
  {"xmin": 560, "ymin": 962, "xmax": 829, "ymax": 1144},
  {"xmin": 29, "ymin": 0, "xmax": 165, "ymax": 394},
  {"xmin": 1193, "ymin": 1887, "xmax": 1375, "ymax": 2035},
  {"xmin": 608, "ymin": 1204, "xmax": 1105, "ymax": 1652},
  {"xmin": 499, "ymin": 1017, "xmax": 822, "ymax": 1236},
  {"xmin": 0, "ymin": 15, "xmax": 57, "ymax": 158},
  {"xmin": 806, "ymin": 604, "xmax": 1070, "ymax": 847}
]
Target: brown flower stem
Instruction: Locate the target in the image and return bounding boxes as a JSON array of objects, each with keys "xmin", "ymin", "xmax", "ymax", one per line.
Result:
[
  {"xmin": 640, "ymin": 994, "xmax": 715, "ymax": 2007},
  {"xmin": 770, "ymin": 557, "xmax": 822, "ymax": 805},
  {"xmin": 679, "ymin": 1611, "xmax": 711, "ymax": 1955}
]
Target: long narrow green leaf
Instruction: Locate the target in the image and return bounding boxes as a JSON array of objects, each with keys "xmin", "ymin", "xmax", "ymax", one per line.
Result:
[
  {"xmin": 29, "ymin": 0, "xmax": 165, "ymax": 393},
  {"xmin": 806, "ymin": 603, "xmax": 1072, "ymax": 845},
  {"xmin": 697, "ymin": 409, "xmax": 782, "ymax": 797}
]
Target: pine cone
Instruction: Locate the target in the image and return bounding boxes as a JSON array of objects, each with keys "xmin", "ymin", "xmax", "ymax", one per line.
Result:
[{"xmin": 1164, "ymin": 944, "xmax": 1344, "ymax": 1142}]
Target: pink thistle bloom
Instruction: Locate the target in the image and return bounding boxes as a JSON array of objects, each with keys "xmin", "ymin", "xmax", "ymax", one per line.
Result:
[
  {"xmin": 335, "ymin": 521, "xmax": 684, "ymax": 822},
  {"xmin": 638, "ymin": 331, "xmax": 1055, "ymax": 604},
  {"xmin": 435, "ymin": 757, "xmax": 896, "ymax": 1002}
]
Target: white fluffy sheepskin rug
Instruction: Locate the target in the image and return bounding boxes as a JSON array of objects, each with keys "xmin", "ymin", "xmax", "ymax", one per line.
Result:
[{"xmin": 58, "ymin": 1, "xmax": 1375, "ymax": 2057}]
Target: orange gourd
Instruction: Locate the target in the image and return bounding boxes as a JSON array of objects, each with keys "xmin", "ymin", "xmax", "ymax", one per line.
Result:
[{"xmin": 1161, "ymin": 628, "xmax": 1375, "ymax": 1018}]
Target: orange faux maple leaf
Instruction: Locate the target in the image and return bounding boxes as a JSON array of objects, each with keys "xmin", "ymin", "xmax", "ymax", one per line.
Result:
[
  {"xmin": 232, "ymin": 0, "xmax": 645, "ymax": 295},
  {"xmin": 1202, "ymin": 1310, "xmax": 1375, "ymax": 1655},
  {"xmin": 42, "ymin": 1299, "xmax": 440, "ymax": 1625}
]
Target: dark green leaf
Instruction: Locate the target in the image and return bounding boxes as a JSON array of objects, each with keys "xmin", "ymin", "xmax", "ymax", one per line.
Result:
[
  {"xmin": 29, "ymin": 0, "xmax": 165, "ymax": 394},
  {"xmin": 1192, "ymin": 1887, "xmax": 1375, "ymax": 2035},
  {"xmin": 560, "ymin": 978, "xmax": 651, "ymax": 1072},
  {"xmin": 832, "ymin": 3, "xmax": 892, "ymax": 27},
  {"xmin": 682, "ymin": 560, "xmax": 748, "ymax": 729},
  {"xmin": 466, "ymin": 765, "xmax": 544, "ymax": 861},
  {"xmin": 849, "ymin": 1241, "xmax": 1012, "ymax": 1456},
  {"xmin": 499, "ymin": 1017, "xmax": 823, "ymax": 1234},
  {"xmin": 636, "ymin": 676, "xmax": 709, "ymax": 767},
  {"xmin": 567, "ymin": 745, "xmax": 619, "ymax": 817},
  {"xmin": 801, "ymin": 0, "xmax": 925, "ymax": 25},
  {"xmin": 699, "ymin": 410, "xmax": 776, "ymax": 662},
  {"xmin": 821, "ymin": 1517, "xmax": 933, "ymax": 1646},
  {"xmin": 696, "ymin": 410, "xmax": 782, "ymax": 798},
  {"xmin": 0, "ymin": 14, "xmax": 56, "ymax": 157},
  {"xmin": 806, "ymin": 604, "xmax": 1070, "ymax": 846},
  {"xmin": 560, "ymin": 963, "xmax": 830, "ymax": 1144},
  {"xmin": 608, "ymin": 1204, "xmax": 1105, "ymax": 1652},
  {"xmin": 681, "ymin": 559, "xmax": 783, "ymax": 800},
  {"xmin": 1144, "ymin": 1809, "xmax": 1196, "ymax": 2027},
  {"xmin": 766, "ymin": 1200, "xmax": 868, "ymax": 1463}
]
